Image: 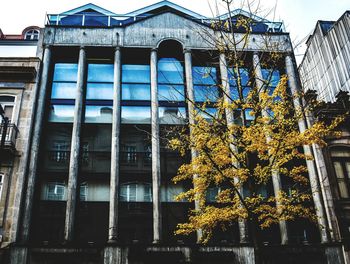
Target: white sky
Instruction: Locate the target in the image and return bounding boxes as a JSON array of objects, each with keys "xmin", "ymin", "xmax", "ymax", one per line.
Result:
[{"xmin": 0, "ymin": 0, "xmax": 349, "ymax": 61}]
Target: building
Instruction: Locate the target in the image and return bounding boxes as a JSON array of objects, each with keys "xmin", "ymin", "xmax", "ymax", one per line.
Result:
[
  {"xmin": 0, "ymin": 1, "xmax": 346, "ymax": 263},
  {"xmin": 299, "ymin": 11, "xmax": 350, "ymax": 263},
  {"xmin": 0, "ymin": 27, "xmax": 40, "ymax": 262}
]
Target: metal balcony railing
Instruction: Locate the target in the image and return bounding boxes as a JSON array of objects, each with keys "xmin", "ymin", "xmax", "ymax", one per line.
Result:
[
  {"xmin": 0, "ymin": 122, "xmax": 19, "ymax": 153},
  {"xmin": 45, "ymin": 13, "xmax": 285, "ymax": 33}
]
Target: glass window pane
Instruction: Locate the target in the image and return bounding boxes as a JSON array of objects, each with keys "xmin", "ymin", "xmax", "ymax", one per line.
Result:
[
  {"xmin": 228, "ymin": 68, "xmax": 250, "ymax": 86},
  {"xmin": 122, "ymin": 84, "xmax": 150, "ymax": 101},
  {"xmin": 49, "ymin": 105, "xmax": 75, "ymax": 123},
  {"xmin": 51, "ymin": 82, "xmax": 77, "ymax": 99},
  {"xmin": 158, "ymin": 58, "xmax": 184, "ymax": 84},
  {"xmin": 159, "ymin": 107, "xmax": 186, "ymax": 125},
  {"xmin": 338, "ymin": 180, "xmax": 349, "ymax": 198},
  {"xmin": 85, "ymin": 105, "xmax": 113, "ymax": 123},
  {"xmin": 122, "ymin": 65, "xmax": 150, "ymax": 83},
  {"xmin": 87, "ymin": 64, "xmax": 114, "ymax": 82},
  {"xmin": 193, "ymin": 66, "xmax": 217, "ymax": 85},
  {"xmin": 196, "ymin": 107, "xmax": 217, "ymax": 121},
  {"xmin": 158, "ymin": 85, "xmax": 185, "ymax": 101},
  {"xmin": 121, "ymin": 106, "xmax": 151, "ymax": 124},
  {"xmin": 346, "ymin": 162, "xmax": 350, "ymax": 180},
  {"xmin": 230, "ymin": 85, "xmax": 250, "ymax": 100},
  {"xmin": 262, "ymin": 69, "xmax": 280, "ymax": 87},
  {"xmin": 53, "ymin": 63, "xmax": 78, "ymax": 82},
  {"xmin": 194, "ymin": 85, "xmax": 218, "ymax": 102},
  {"xmin": 86, "ymin": 83, "xmax": 113, "ymax": 100}
]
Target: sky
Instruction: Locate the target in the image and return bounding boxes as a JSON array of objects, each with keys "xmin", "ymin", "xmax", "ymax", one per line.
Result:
[{"xmin": 0, "ymin": 0, "xmax": 348, "ymax": 60}]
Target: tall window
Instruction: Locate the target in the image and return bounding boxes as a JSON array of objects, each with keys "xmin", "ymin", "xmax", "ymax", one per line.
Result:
[
  {"xmin": 192, "ymin": 66, "xmax": 218, "ymax": 103},
  {"xmin": 0, "ymin": 174, "xmax": 3, "ymax": 200},
  {"xmin": 85, "ymin": 63, "xmax": 114, "ymax": 123},
  {"xmin": 121, "ymin": 64, "xmax": 151, "ymax": 124},
  {"xmin": 49, "ymin": 63, "xmax": 78, "ymax": 123},
  {"xmin": 331, "ymin": 148, "xmax": 350, "ymax": 199},
  {"xmin": 0, "ymin": 95, "xmax": 15, "ymax": 122}
]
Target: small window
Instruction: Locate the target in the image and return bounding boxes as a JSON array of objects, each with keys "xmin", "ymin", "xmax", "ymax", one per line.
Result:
[
  {"xmin": 24, "ymin": 29, "xmax": 39, "ymax": 40},
  {"xmin": 44, "ymin": 182, "xmax": 66, "ymax": 201},
  {"xmin": 120, "ymin": 182, "xmax": 152, "ymax": 202}
]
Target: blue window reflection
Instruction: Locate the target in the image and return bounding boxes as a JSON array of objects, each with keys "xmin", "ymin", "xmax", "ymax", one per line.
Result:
[
  {"xmin": 85, "ymin": 105, "xmax": 113, "ymax": 123},
  {"xmin": 230, "ymin": 86, "xmax": 251, "ymax": 100},
  {"xmin": 158, "ymin": 85, "xmax": 185, "ymax": 102},
  {"xmin": 193, "ymin": 67, "xmax": 217, "ymax": 85},
  {"xmin": 48, "ymin": 104, "xmax": 75, "ymax": 123},
  {"xmin": 262, "ymin": 69, "xmax": 280, "ymax": 91},
  {"xmin": 51, "ymin": 83, "xmax": 77, "ymax": 99},
  {"xmin": 159, "ymin": 107, "xmax": 186, "ymax": 125},
  {"xmin": 121, "ymin": 106, "xmax": 151, "ymax": 124},
  {"xmin": 158, "ymin": 58, "xmax": 184, "ymax": 84},
  {"xmin": 88, "ymin": 64, "xmax": 114, "ymax": 82},
  {"xmin": 86, "ymin": 83, "xmax": 113, "ymax": 100},
  {"xmin": 194, "ymin": 85, "xmax": 219, "ymax": 102},
  {"xmin": 53, "ymin": 63, "xmax": 78, "ymax": 82},
  {"xmin": 122, "ymin": 65, "xmax": 150, "ymax": 83},
  {"xmin": 228, "ymin": 68, "xmax": 250, "ymax": 87},
  {"xmin": 196, "ymin": 107, "xmax": 218, "ymax": 121},
  {"xmin": 122, "ymin": 84, "xmax": 150, "ymax": 101}
]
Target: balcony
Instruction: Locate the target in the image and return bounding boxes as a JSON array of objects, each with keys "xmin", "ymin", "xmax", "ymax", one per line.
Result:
[
  {"xmin": 43, "ymin": 150, "xmax": 185, "ymax": 175},
  {"xmin": 0, "ymin": 122, "xmax": 19, "ymax": 156}
]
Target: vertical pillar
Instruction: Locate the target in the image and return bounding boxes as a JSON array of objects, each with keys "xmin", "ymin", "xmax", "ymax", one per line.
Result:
[
  {"xmin": 253, "ymin": 52, "xmax": 289, "ymax": 244},
  {"xmin": 184, "ymin": 48, "xmax": 203, "ymax": 242},
  {"xmin": 150, "ymin": 48, "xmax": 162, "ymax": 243},
  {"xmin": 305, "ymin": 112, "xmax": 341, "ymax": 241},
  {"xmin": 219, "ymin": 53, "xmax": 249, "ymax": 243},
  {"xmin": 20, "ymin": 45, "xmax": 52, "ymax": 243},
  {"xmin": 285, "ymin": 54, "xmax": 329, "ymax": 243},
  {"xmin": 64, "ymin": 46, "xmax": 86, "ymax": 242},
  {"xmin": 108, "ymin": 47, "xmax": 122, "ymax": 242}
]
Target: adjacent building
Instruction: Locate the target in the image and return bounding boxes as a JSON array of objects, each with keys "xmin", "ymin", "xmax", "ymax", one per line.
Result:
[
  {"xmin": 0, "ymin": 26, "xmax": 40, "ymax": 262},
  {"xmin": 299, "ymin": 10, "xmax": 350, "ymax": 264},
  {"xmin": 0, "ymin": 1, "xmax": 347, "ymax": 263}
]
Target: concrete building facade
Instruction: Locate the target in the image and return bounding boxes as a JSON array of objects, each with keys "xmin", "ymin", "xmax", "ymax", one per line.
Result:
[{"xmin": 0, "ymin": 1, "xmax": 347, "ymax": 263}]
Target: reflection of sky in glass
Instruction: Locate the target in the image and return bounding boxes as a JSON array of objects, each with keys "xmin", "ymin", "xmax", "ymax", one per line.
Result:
[
  {"xmin": 228, "ymin": 68, "xmax": 250, "ymax": 86},
  {"xmin": 88, "ymin": 64, "xmax": 114, "ymax": 82},
  {"xmin": 194, "ymin": 85, "xmax": 218, "ymax": 102},
  {"xmin": 262, "ymin": 69, "xmax": 280, "ymax": 87},
  {"xmin": 159, "ymin": 107, "xmax": 186, "ymax": 124},
  {"xmin": 122, "ymin": 84, "xmax": 150, "ymax": 100},
  {"xmin": 122, "ymin": 65, "xmax": 150, "ymax": 83},
  {"xmin": 158, "ymin": 85, "xmax": 185, "ymax": 101},
  {"xmin": 121, "ymin": 106, "xmax": 151, "ymax": 124},
  {"xmin": 85, "ymin": 105, "xmax": 113, "ymax": 123},
  {"xmin": 193, "ymin": 66, "xmax": 217, "ymax": 85},
  {"xmin": 86, "ymin": 83, "xmax": 113, "ymax": 100},
  {"xmin": 49, "ymin": 105, "xmax": 74, "ymax": 122},
  {"xmin": 53, "ymin": 63, "xmax": 78, "ymax": 82},
  {"xmin": 51, "ymin": 82, "xmax": 77, "ymax": 99},
  {"xmin": 230, "ymin": 86, "xmax": 251, "ymax": 100},
  {"xmin": 197, "ymin": 107, "xmax": 217, "ymax": 120},
  {"xmin": 158, "ymin": 58, "xmax": 184, "ymax": 84}
]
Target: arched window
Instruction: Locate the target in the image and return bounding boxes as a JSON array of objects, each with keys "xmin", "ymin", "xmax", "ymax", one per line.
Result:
[
  {"xmin": 24, "ymin": 29, "xmax": 39, "ymax": 40},
  {"xmin": 0, "ymin": 95, "xmax": 15, "ymax": 122},
  {"xmin": 331, "ymin": 147, "xmax": 350, "ymax": 198}
]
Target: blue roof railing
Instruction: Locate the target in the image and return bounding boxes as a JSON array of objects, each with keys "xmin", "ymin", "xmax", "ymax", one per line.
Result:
[{"xmin": 46, "ymin": 13, "xmax": 285, "ymax": 33}]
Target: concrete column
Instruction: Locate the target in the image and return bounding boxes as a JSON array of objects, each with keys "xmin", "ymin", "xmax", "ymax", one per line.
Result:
[
  {"xmin": 64, "ymin": 46, "xmax": 86, "ymax": 242},
  {"xmin": 184, "ymin": 49, "xmax": 203, "ymax": 242},
  {"xmin": 20, "ymin": 45, "xmax": 52, "ymax": 243},
  {"xmin": 285, "ymin": 54, "xmax": 329, "ymax": 243},
  {"xmin": 150, "ymin": 48, "xmax": 162, "ymax": 243},
  {"xmin": 219, "ymin": 53, "xmax": 249, "ymax": 243},
  {"xmin": 253, "ymin": 52, "xmax": 289, "ymax": 244},
  {"xmin": 108, "ymin": 47, "xmax": 122, "ymax": 242},
  {"xmin": 305, "ymin": 107, "xmax": 341, "ymax": 241}
]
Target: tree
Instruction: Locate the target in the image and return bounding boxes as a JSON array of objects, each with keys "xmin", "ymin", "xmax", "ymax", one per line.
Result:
[{"xmin": 165, "ymin": 0, "xmax": 343, "ymax": 262}]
